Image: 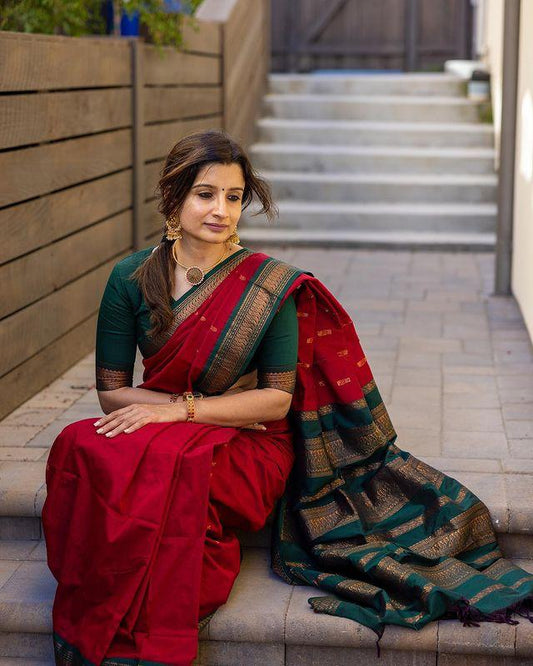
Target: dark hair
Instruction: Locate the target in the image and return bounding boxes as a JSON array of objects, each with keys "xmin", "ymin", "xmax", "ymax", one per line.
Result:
[{"xmin": 133, "ymin": 129, "xmax": 278, "ymax": 337}]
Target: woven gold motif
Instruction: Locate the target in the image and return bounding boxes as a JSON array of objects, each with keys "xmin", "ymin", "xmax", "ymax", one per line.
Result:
[
  {"xmin": 258, "ymin": 369, "xmax": 297, "ymax": 394},
  {"xmin": 96, "ymin": 366, "xmax": 133, "ymax": 391}
]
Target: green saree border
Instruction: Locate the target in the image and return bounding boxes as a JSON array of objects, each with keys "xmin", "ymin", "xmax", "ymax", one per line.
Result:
[{"xmin": 196, "ymin": 256, "xmax": 304, "ymax": 394}]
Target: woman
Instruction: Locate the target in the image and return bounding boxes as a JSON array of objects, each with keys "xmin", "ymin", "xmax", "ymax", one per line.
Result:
[{"xmin": 43, "ymin": 130, "xmax": 533, "ymax": 666}]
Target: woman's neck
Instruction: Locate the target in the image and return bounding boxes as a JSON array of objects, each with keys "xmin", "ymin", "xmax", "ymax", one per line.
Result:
[{"xmin": 174, "ymin": 237, "xmax": 229, "ymax": 267}]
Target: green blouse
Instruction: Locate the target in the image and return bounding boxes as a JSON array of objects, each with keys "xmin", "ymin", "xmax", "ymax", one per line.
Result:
[{"xmin": 95, "ymin": 247, "xmax": 298, "ymax": 393}]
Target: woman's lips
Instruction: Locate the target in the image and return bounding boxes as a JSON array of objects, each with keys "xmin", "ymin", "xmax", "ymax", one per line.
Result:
[{"xmin": 204, "ymin": 223, "xmax": 228, "ymax": 232}]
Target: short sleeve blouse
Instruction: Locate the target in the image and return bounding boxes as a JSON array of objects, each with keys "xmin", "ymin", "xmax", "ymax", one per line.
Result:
[{"xmin": 95, "ymin": 249, "xmax": 298, "ymax": 394}]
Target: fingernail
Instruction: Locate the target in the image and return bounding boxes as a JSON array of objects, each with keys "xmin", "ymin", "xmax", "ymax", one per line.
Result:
[
  {"xmin": 94, "ymin": 421, "xmax": 101, "ymax": 427},
  {"xmin": 96, "ymin": 428, "xmax": 103, "ymax": 434},
  {"xmin": 124, "ymin": 428, "xmax": 131, "ymax": 433},
  {"xmin": 105, "ymin": 433, "xmax": 112, "ymax": 438}
]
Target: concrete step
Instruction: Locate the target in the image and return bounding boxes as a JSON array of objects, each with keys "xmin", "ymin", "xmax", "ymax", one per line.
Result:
[
  {"xmin": 261, "ymin": 171, "xmax": 498, "ymax": 204},
  {"xmin": 240, "ymin": 227, "xmax": 497, "ymax": 251},
  {"xmin": 243, "ymin": 201, "xmax": 497, "ymax": 233},
  {"xmin": 0, "ymin": 545, "xmax": 532, "ymax": 665},
  {"xmin": 263, "ymin": 94, "xmax": 486, "ymax": 123},
  {"xmin": 257, "ymin": 118, "xmax": 495, "ymax": 148},
  {"xmin": 268, "ymin": 73, "xmax": 468, "ymax": 97},
  {"xmin": 250, "ymin": 143, "xmax": 496, "ymax": 175}
]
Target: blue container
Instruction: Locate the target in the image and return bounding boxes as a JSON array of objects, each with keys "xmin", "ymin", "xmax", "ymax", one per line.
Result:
[{"xmin": 120, "ymin": 9, "xmax": 140, "ymax": 36}]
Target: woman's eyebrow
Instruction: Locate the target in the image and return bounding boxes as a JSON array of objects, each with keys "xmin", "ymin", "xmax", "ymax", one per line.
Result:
[{"xmin": 191, "ymin": 183, "xmax": 244, "ymax": 191}]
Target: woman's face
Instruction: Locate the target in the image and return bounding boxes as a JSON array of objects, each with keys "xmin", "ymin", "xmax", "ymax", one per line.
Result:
[{"xmin": 178, "ymin": 162, "xmax": 245, "ymax": 245}]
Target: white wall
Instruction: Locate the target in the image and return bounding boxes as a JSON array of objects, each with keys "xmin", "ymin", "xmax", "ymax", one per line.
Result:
[{"xmin": 512, "ymin": 0, "xmax": 533, "ymax": 341}]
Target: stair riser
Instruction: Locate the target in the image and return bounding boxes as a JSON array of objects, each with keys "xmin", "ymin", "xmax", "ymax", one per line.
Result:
[
  {"xmin": 0, "ymin": 517, "xmax": 41, "ymax": 541},
  {"xmin": 269, "ymin": 77, "xmax": 466, "ymax": 97},
  {"xmin": 264, "ymin": 99, "xmax": 482, "ymax": 123},
  {"xmin": 0, "ymin": 634, "xmax": 53, "ymax": 661},
  {"xmin": 268, "ymin": 180, "xmax": 497, "ymax": 204},
  {"xmin": 258, "ymin": 124, "xmax": 494, "ymax": 148},
  {"xmin": 251, "ymin": 151, "xmax": 495, "ymax": 175},
  {"xmin": 239, "ymin": 230, "xmax": 496, "ymax": 251},
  {"xmin": 242, "ymin": 211, "xmax": 496, "ymax": 233}
]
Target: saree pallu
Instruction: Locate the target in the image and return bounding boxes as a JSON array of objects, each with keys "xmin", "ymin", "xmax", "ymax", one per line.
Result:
[{"xmin": 43, "ymin": 250, "xmax": 533, "ymax": 666}]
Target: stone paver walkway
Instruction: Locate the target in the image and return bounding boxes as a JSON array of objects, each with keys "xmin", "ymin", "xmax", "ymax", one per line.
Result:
[{"xmin": 1, "ymin": 246, "xmax": 532, "ymax": 534}]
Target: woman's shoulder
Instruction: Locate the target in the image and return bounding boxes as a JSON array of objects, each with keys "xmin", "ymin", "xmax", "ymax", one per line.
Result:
[{"xmin": 112, "ymin": 247, "xmax": 154, "ymax": 280}]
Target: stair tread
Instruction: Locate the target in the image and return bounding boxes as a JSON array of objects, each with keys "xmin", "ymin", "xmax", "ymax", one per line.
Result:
[
  {"xmin": 269, "ymin": 73, "xmax": 464, "ymax": 82},
  {"xmin": 258, "ymin": 117, "xmax": 494, "ymax": 133},
  {"xmin": 0, "ymin": 547, "xmax": 531, "ymax": 659},
  {"xmin": 257, "ymin": 201, "xmax": 497, "ymax": 214},
  {"xmin": 251, "ymin": 143, "xmax": 495, "ymax": 157},
  {"xmin": 260, "ymin": 171, "xmax": 498, "ymax": 185},
  {"xmin": 265, "ymin": 93, "xmax": 478, "ymax": 106}
]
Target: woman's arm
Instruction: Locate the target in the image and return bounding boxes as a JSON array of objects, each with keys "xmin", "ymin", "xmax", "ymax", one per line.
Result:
[
  {"xmin": 94, "ymin": 386, "xmax": 292, "ymax": 438},
  {"xmin": 97, "ymin": 386, "xmax": 175, "ymax": 414}
]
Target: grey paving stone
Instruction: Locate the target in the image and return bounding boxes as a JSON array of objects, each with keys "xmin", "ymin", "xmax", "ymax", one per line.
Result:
[
  {"xmin": 439, "ymin": 654, "xmax": 533, "ymax": 666},
  {"xmin": 286, "ymin": 645, "xmax": 434, "ymax": 666},
  {"xmin": 443, "ymin": 324, "xmax": 490, "ymax": 340},
  {"xmin": 0, "ymin": 561, "xmax": 20, "ymax": 589},
  {"xmin": 0, "ymin": 462, "xmax": 46, "ymax": 516},
  {"xmin": 2, "ymin": 409, "xmax": 64, "ymax": 429},
  {"xmin": 508, "ymin": 439, "xmax": 533, "ymax": 458},
  {"xmin": 0, "ymin": 658, "xmax": 54, "ymax": 665},
  {"xmin": 443, "ymin": 408, "xmax": 504, "ymax": 433},
  {"xmin": 285, "ymin": 586, "xmax": 437, "ymax": 651},
  {"xmin": 0, "ymin": 518, "xmax": 41, "ymax": 541},
  {"xmin": 391, "ymin": 385, "xmax": 441, "ymax": 407},
  {"xmin": 498, "ymin": 375, "xmax": 533, "ymax": 390},
  {"xmin": 443, "ymin": 352, "xmax": 495, "ymax": 367},
  {"xmin": 418, "ymin": 456, "xmax": 501, "ymax": 474},
  {"xmin": 505, "ymin": 421, "xmax": 533, "ymax": 439},
  {"xmin": 505, "ymin": 474, "xmax": 533, "ymax": 533},
  {"xmin": 24, "ymin": 419, "xmax": 72, "ymax": 449},
  {"xmin": 442, "ymin": 431, "xmax": 508, "ymax": 459},
  {"xmin": 502, "ymin": 403, "xmax": 533, "ymax": 420},
  {"xmin": 498, "ymin": 534, "xmax": 533, "ymax": 559},
  {"xmin": 0, "ymin": 542, "xmax": 40, "ymax": 562},
  {"xmin": 207, "ymin": 549, "xmax": 291, "ymax": 644},
  {"xmin": 397, "ymin": 350, "xmax": 442, "ymax": 369},
  {"xmin": 438, "ymin": 618, "xmax": 515, "ymax": 656},
  {"xmin": 0, "ymin": 561, "xmax": 55, "ymax": 633},
  {"xmin": 407, "ymin": 301, "xmax": 461, "ymax": 313},
  {"xmin": 502, "ymin": 458, "xmax": 533, "ymax": 474},
  {"xmin": 0, "ymin": 427, "xmax": 42, "ymax": 449},
  {"xmin": 399, "ymin": 337, "xmax": 462, "ymax": 353},
  {"xmin": 0, "ymin": 633, "xmax": 53, "ymax": 660},
  {"xmin": 395, "ymin": 429, "xmax": 442, "ymax": 457},
  {"xmin": 443, "ymin": 392, "xmax": 501, "ymax": 409},
  {"xmin": 394, "ymin": 368, "xmax": 442, "ymax": 387},
  {"xmin": 447, "ymin": 472, "xmax": 508, "ymax": 532},
  {"xmin": 0, "ymin": 449, "xmax": 49, "ymax": 462},
  {"xmin": 195, "ymin": 641, "xmax": 285, "ymax": 666},
  {"xmin": 387, "ymin": 404, "xmax": 441, "ymax": 434}
]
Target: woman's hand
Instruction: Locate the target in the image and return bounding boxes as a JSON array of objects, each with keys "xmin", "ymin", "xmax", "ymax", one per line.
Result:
[{"xmin": 94, "ymin": 402, "xmax": 186, "ymax": 438}]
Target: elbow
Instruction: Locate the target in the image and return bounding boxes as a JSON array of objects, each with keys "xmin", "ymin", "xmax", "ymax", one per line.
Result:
[
  {"xmin": 266, "ymin": 389, "xmax": 293, "ymax": 421},
  {"xmin": 97, "ymin": 389, "xmax": 124, "ymax": 414}
]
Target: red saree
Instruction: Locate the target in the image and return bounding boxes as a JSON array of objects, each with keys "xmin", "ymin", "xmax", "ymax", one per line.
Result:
[
  {"xmin": 43, "ymin": 249, "xmax": 533, "ymax": 665},
  {"xmin": 42, "ymin": 251, "xmax": 299, "ymax": 665}
]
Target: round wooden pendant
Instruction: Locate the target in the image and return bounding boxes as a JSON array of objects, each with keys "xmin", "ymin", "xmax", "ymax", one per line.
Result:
[{"xmin": 185, "ymin": 266, "xmax": 204, "ymax": 285}]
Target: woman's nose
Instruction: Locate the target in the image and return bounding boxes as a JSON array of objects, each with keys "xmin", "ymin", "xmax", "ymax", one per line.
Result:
[{"xmin": 213, "ymin": 196, "xmax": 228, "ymax": 217}]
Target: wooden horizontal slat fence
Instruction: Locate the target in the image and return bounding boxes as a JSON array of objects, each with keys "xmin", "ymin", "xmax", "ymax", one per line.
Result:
[{"xmin": 0, "ymin": 0, "xmax": 269, "ymax": 418}]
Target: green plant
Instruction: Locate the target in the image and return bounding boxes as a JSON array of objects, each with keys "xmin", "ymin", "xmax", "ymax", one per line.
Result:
[{"xmin": 0, "ymin": 0, "xmax": 204, "ymax": 48}]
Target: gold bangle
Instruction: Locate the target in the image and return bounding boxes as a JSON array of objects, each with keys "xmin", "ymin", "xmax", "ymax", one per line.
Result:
[{"xmin": 182, "ymin": 391, "xmax": 196, "ymax": 422}]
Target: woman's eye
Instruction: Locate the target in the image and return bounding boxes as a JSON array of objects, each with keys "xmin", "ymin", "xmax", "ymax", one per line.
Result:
[{"xmin": 198, "ymin": 192, "xmax": 241, "ymax": 202}]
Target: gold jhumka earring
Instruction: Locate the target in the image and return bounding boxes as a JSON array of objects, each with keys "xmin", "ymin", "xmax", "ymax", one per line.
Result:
[
  {"xmin": 165, "ymin": 214, "xmax": 182, "ymax": 241},
  {"xmin": 229, "ymin": 227, "xmax": 240, "ymax": 244}
]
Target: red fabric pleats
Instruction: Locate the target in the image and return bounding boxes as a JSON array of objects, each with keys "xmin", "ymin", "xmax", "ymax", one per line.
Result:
[{"xmin": 43, "ymin": 417, "xmax": 293, "ymax": 665}]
